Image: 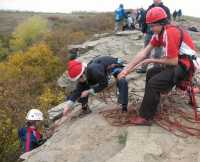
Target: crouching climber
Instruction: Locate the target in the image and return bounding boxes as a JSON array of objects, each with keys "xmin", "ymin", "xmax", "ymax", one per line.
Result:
[{"xmin": 54, "ymin": 56, "xmax": 129, "ymax": 127}]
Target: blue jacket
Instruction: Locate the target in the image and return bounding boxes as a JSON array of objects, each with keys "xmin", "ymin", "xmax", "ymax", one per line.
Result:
[{"xmin": 115, "ymin": 7, "xmax": 126, "ymax": 21}]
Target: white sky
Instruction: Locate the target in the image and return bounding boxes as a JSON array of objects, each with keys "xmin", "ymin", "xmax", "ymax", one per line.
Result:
[{"xmin": 0, "ymin": 0, "xmax": 199, "ymax": 17}]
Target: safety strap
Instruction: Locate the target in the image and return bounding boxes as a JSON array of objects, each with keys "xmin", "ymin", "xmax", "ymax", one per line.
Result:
[
  {"xmin": 165, "ymin": 25, "xmax": 195, "ymax": 83},
  {"xmin": 176, "ymin": 26, "xmax": 195, "ymax": 72},
  {"xmin": 177, "ymin": 27, "xmax": 184, "ymax": 49},
  {"xmin": 25, "ymin": 127, "xmax": 32, "ymax": 152}
]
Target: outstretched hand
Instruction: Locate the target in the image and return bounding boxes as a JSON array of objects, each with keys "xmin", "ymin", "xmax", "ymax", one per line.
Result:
[
  {"xmin": 48, "ymin": 106, "xmax": 71, "ymax": 135},
  {"xmin": 117, "ymin": 69, "xmax": 128, "ymax": 80}
]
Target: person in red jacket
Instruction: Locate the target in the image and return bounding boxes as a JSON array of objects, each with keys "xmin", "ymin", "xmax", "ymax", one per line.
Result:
[
  {"xmin": 136, "ymin": 0, "xmax": 171, "ymax": 73},
  {"xmin": 118, "ymin": 7, "xmax": 197, "ymax": 125}
]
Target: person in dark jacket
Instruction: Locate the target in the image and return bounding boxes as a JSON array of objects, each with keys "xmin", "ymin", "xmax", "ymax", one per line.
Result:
[
  {"xmin": 172, "ymin": 10, "xmax": 177, "ymax": 21},
  {"xmin": 136, "ymin": 0, "xmax": 171, "ymax": 73},
  {"xmin": 136, "ymin": 8, "xmax": 146, "ymax": 30},
  {"xmin": 54, "ymin": 56, "xmax": 129, "ymax": 126},
  {"xmin": 177, "ymin": 9, "xmax": 182, "ymax": 21}
]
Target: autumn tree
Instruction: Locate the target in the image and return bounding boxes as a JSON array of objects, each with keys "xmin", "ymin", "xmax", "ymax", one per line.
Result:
[{"xmin": 9, "ymin": 16, "xmax": 48, "ymax": 52}]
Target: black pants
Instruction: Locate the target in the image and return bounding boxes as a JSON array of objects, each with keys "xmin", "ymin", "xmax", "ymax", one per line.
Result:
[
  {"xmin": 139, "ymin": 66, "xmax": 177, "ymax": 120},
  {"xmin": 116, "ymin": 78, "xmax": 128, "ymax": 111},
  {"xmin": 67, "ymin": 73, "xmax": 128, "ymax": 110}
]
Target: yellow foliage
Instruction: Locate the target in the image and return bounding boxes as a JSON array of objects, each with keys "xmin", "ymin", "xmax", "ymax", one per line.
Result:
[
  {"xmin": 0, "ymin": 109, "xmax": 19, "ymax": 161},
  {"xmin": 38, "ymin": 87, "xmax": 65, "ymax": 113},
  {"xmin": 0, "ymin": 39, "xmax": 9, "ymax": 61},
  {"xmin": 0, "ymin": 12, "xmax": 115, "ymax": 161},
  {"xmin": 0, "ymin": 42, "xmax": 64, "ymax": 161},
  {"xmin": 10, "ymin": 16, "xmax": 48, "ymax": 52},
  {"xmin": 0, "ymin": 42, "xmax": 63, "ymax": 82}
]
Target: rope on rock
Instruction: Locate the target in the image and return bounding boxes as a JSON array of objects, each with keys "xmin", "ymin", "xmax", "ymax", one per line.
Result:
[
  {"xmin": 95, "ymin": 75, "xmax": 200, "ymax": 138},
  {"xmin": 100, "ymin": 87, "xmax": 200, "ymax": 138},
  {"xmin": 99, "ymin": 104, "xmax": 138, "ymax": 127},
  {"xmin": 154, "ymin": 94, "xmax": 200, "ymax": 138}
]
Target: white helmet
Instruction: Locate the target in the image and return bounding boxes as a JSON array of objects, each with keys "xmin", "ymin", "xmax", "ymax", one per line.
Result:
[{"xmin": 26, "ymin": 109, "xmax": 44, "ymax": 121}]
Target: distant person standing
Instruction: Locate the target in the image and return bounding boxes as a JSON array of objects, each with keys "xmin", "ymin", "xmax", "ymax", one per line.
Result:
[
  {"xmin": 136, "ymin": 8, "xmax": 146, "ymax": 30},
  {"xmin": 114, "ymin": 4, "xmax": 126, "ymax": 32},
  {"xmin": 172, "ymin": 10, "xmax": 177, "ymax": 21},
  {"xmin": 123, "ymin": 11, "xmax": 135, "ymax": 31},
  {"xmin": 177, "ymin": 9, "xmax": 182, "ymax": 21},
  {"xmin": 136, "ymin": 0, "xmax": 171, "ymax": 73},
  {"xmin": 127, "ymin": 11, "xmax": 135, "ymax": 30}
]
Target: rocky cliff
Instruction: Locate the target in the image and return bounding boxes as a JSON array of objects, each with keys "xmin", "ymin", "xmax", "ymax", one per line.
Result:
[{"xmin": 21, "ymin": 25, "xmax": 200, "ymax": 162}]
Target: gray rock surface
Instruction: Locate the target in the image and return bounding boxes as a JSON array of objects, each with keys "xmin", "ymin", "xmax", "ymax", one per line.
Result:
[{"xmin": 23, "ymin": 29, "xmax": 200, "ymax": 162}]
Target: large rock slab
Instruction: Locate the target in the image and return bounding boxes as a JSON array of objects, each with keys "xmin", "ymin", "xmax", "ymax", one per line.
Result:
[
  {"xmin": 25, "ymin": 26, "xmax": 200, "ymax": 162},
  {"xmin": 23, "ymin": 113, "xmax": 126, "ymax": 162},
  {"xmin": 106, "ymin": 126, "xmax": 200, "ymax": 162}
]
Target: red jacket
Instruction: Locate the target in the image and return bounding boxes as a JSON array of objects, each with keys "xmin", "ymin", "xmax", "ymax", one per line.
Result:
[{"xmin": 150, "ymin": 25, "xmax": 196, "ymax": 70}]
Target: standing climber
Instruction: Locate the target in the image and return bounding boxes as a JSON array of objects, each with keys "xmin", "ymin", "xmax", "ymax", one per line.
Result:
[
  {"xmin": 136, "ymin": 8, "xmax": 146, "ymax": 30},
  {"xmin": 177, "ymin": 9, "xmax": 182, "ymax": 21},
  {"xmin": 123, "ymin": 11, "xmax": 135, "ymax": 31},
  {"xmin": 118, "ymin": 7, "xmax": 197, "ymax": 125},
  {"xmin": 172, "ymin": 10, "xmax": 177, "ymax": 21},
  {"xmin": 136, "ymin": 0, "xmax": 171, "ymax": 73},
  {"xmin": 114, "ymin": 4, "xmax": 126, "ymax": 32}
]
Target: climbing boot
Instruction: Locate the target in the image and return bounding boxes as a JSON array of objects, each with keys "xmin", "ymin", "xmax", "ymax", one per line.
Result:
[{"xmin": 79, "ymin": 104, "xmax": 92, "ymax": 118}]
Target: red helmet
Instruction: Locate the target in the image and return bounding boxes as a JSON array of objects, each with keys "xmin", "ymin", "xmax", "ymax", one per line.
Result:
[
  {"xmin": 146, "ymin": 7, "xmax": 167, "ymax": 24},
  {"xmin": 67, "ymin": 59, "xmax": 86, "ymax": 81}
]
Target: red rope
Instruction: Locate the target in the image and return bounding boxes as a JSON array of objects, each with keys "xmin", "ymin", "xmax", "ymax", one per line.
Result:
[{"xmin": 155, "ymin": 102, "xmax": 200, "ymax": 138}]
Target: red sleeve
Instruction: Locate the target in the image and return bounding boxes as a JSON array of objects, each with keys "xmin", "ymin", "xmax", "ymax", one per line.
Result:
[
  {"xmin": 150, "ymin": 34, "xmax": 161, "ymax": 47},
  {"xmin": 165, "ymin": 29, "xmax": 180, "ymax": 58}
]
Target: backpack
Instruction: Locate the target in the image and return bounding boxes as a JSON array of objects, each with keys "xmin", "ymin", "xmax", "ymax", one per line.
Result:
[
  {"xmin": 168, "ymin": 25, "xmax": 200, "ymax": 85},
  {"xmin": 177, "ymin": 26, "xmax": 200, "ymax": 72}
]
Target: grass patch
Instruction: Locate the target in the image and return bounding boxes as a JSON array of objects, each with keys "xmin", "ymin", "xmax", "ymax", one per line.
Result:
[{"xmin": 118, "ymin": 131, "xmax": 128, "ymax": 145}]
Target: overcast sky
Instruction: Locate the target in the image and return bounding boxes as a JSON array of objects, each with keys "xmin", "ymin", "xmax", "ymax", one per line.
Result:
[{"xmin": 0, "ymin": 0, "xmax": 199, "ymax": 17}]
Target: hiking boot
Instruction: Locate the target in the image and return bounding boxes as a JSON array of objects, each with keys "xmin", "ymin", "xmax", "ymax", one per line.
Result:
[
  {"xmin": 136, "ymin": 69, "xmax": 146, "ymax": 74},
  {"xmin": 129, "ymin": 116, "xmax": 152, "ymax": 126},
  {"xmin": 121, "ymin": 104, "xmax": 127, "ymax": 112},
  {"xmin": 121, "ymin": 109, "xmax": 128, "ymax": 115},
  {"xmin": 78, "ymin": 106, "xmax": 92, "ymax": 118}
]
